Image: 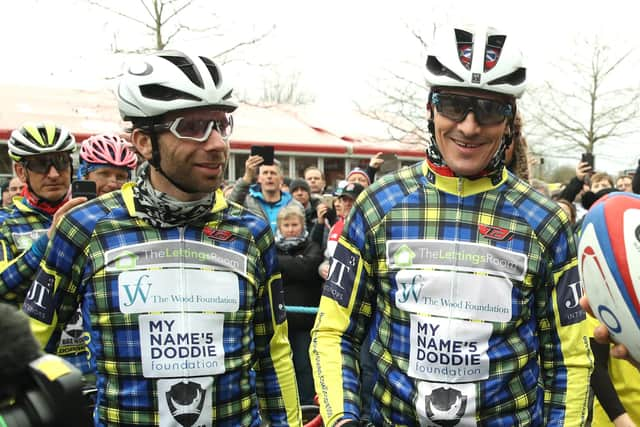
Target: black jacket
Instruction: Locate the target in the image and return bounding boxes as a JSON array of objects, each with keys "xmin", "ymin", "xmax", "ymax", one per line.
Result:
[{"xmin": 276, "ymin": 238, "xmax": 323, "ymax": 331}]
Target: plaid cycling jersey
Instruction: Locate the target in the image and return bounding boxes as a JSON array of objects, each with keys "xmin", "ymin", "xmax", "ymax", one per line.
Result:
[
  {"xmin": 24, "ymin": 183, "xmax": 301, "ymax": 427},
  {"xmin": 311, "ymin": 161, "xmax": 593, "ymax": 427},
  {"xmin": 0, "ymin": 197, "xmax": 92, "ymax": 374},
  {"xmin": 0, "ymin": 198, "xmax": 50, "ymax": 304}
]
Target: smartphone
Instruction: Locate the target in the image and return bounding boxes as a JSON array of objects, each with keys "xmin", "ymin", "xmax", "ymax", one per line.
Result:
[
  {"xmin": 581, "ymin": 152, "xmax": 594, "ymax": 169},
  {"xmin": 250, "ymin": 145, "xmax": 274, "ymax": 165},
  {"xmin": 72, "ymin": 180, "xmax": 97, "ymax": 200}
]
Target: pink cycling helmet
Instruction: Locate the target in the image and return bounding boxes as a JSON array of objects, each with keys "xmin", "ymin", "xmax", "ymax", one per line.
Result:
[{"xmin": 79, "ymin": 134, "xmax": 138, "ymax": 169}]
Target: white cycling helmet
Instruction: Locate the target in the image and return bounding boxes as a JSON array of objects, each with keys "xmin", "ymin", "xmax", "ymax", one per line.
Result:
[
  {"xmin": 117, "ymin": 50, "xmax": 238, "ymax": 120},
  {"xmin": 425, "ymin": 24, "xmax": 526, "ymax": 98}
]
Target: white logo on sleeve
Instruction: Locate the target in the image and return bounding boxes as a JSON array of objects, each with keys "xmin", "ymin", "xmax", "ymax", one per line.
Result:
[
  {"xmin": 408, "ymin": 314, "xmax": 491, "ymax": 383},
  {"xmin": 139, "ymin": 313, "xmax": 225, "ymax": 378}
]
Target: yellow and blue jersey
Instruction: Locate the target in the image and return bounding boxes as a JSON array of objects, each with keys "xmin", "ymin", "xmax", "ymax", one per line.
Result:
[
  {"xmin": 311, "ymin": 161, "xmax": 593, "ymax": 427},
  {"xmin": 23, "ymin": 183, "xmax": 301, "ymax": 427}
]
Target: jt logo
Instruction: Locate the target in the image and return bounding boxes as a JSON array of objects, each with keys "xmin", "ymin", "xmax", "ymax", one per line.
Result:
[
  {"xmin": 26, "ymin": 279, "xmax": 51, "ymax": 309},
  {"xmin": 397, "ymin": 274, "xmax": 423, "ymax": 303},
  {"xmin": 327, "ymin": 258, "xmax": 352, "ymax": 289},
  {"xmin": 122, "ymin": 274, "xmax": 152, "ymax": 306},
  {"xmin": 564, "ymin": 281, "xmax": 582, "ymax": 309}
]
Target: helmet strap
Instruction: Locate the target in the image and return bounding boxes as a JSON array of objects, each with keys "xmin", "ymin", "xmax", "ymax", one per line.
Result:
[{"xmin": 148, "ymin": 131, "xmax": 203, "ymax": 195}]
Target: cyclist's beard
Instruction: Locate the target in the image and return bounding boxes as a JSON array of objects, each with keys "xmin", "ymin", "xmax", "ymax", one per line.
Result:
[{"xmin": 133, "ymin": 163, "xmax": 216, "ymax": 228}]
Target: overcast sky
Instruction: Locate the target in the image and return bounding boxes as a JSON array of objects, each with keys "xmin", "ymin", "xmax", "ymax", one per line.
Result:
[{"xmin": 2, "ymin": 0, "xmax": 639, "ymax": 173}]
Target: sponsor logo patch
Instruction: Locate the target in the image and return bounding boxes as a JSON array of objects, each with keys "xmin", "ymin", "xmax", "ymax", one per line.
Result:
[
  {"xmin": 478, "ymin": 224, "xmax": 512, "ymax": 241},
  {"xmin": 23, "ymin": 269, "xmax": 56, "ymax": 324},
  {"xmin": 557, "ymin": 266, "xmax": 586, "ymax": 326},
  {"xmin": 322, "ymin": 244, "xmax": 359, "ymax": 308}
]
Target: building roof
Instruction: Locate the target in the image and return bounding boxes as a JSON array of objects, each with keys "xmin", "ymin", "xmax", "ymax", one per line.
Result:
[{"xmin": 0, "ymin": 84, "xmax": 425, "ymax": 159}]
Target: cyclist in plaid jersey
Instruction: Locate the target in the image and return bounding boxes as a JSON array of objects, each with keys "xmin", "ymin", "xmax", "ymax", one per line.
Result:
[
  {"xmin": 0, "ymin": 122, "xmax": 85, "ymax": 306},
  {"xmin": 311, "ymin": 25, "xmax": 592, "ymax": 426},
  {"xmin": 23, "ymin": 50, "xmax": 301, "ymax": 427}
]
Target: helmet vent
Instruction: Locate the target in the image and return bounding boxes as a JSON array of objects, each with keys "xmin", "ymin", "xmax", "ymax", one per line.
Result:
[
  {"xmin": 484, "ymin": 35, "xmax": 506, "ymax": 72},
  {"xmin": 199, "ymin": 56, "xmax": 221, "ymax": 87},
  {"xmin": 455, "ymin": 29, "xmax": 474, "ymax": 70},
  {"xmin": 140, "ymin": 84, "xmax": 202, "ymax": 102},
  {"xmin": 488, "ymin": 67, "xmax": 526, "ymax": 87},
  {"xmin": 158, "ymin": 53, "xmax": 204, "ymax": 88},
  {"xmin": 426, "ymin": 56, "xmax": 464, "ymax": 82}
]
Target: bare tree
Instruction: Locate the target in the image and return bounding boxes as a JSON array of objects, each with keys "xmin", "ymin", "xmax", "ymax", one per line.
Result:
[
  {"xmin": 86, "ymin": 0, "xmax": 273, "ymax": 58},
  {"xmin": 526, "ymin": 37, "xmax": 640, "ymax": 156},
  {"xmin": 255, "ymin": 71, "xmax": 316, "ymax": 106},
  {"xmin": 356, "ymin": 26, "xmax": 433, "ymax": 145}
]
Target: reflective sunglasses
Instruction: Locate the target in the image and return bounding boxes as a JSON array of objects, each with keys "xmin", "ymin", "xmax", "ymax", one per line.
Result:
[
  {"xmin": 431, "ymin": 92, "xmax": 513, "ymax": 126},
  {"xmin": 23, "ymin": 153, "xmax": 71, "ymax": 174},
  {"xmin": 153, "ymin": 115, "xmax": 234, "ymax": 142}
]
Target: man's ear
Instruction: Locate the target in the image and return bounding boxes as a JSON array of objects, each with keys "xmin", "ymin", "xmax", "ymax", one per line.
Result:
[
  {"xmin": 131, "ymin": 129, "xmax": 153, "ymax": 161},
  {"xmin": 14, "ymin": 162, "xmax": 27, "ymax": 183}
]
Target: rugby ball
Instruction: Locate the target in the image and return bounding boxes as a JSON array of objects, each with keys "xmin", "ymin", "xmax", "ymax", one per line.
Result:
[{"xmin": 578, "ymin": 192, "xmax": 640, "ymax": 362}]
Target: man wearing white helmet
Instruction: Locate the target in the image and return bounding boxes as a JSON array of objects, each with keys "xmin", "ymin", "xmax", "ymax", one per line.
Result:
[
  {"xmin": 23, "ymin": 50, "xmax": 301, "ymax": 426},
  {"xmin": 311, "ymin": 25, "xmax": 592, "ymax": 426}
]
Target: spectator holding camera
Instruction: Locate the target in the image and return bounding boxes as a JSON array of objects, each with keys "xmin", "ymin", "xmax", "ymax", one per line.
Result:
[{"xmin": 228, "ymin": 157, "xmax": 303, "ymax": 233}]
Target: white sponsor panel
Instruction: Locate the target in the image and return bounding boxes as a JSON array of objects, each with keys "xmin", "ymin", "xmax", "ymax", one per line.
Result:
[
  {"xmin": 139, "ymin": 313, "xmax": 225, "ymax": 378},
  {"xmin": 395, "ymin": 270, "xmax": 512, "ymax": 322},
  {"xmin": 105, "ymin": 240, "xmax": 248, "ymax": 275},
  {"xmin": 157, "ymin": 377, "xmax": 213, "ymax": 427},
  {"xmin": 408, "ymin": 314, "xmax": 491, "ymax": 383},
  {"xmin": 119, "ymin": 269, "xmax": 240, "ymax": 314},
  {"xmin": 387, "ymin": 240, "xmax": 527, "ymax": 280},
  {"xmin": 416, "ymin": 381, "xmax": 477, "ymax": 427}
]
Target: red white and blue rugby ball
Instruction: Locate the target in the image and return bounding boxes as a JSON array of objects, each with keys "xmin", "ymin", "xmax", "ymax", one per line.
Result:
[{"xmin": 578, "ymin": 192, "xmax": 640, "ymax": 361}]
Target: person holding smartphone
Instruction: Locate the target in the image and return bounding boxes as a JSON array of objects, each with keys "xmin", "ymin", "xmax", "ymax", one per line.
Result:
[
  {"xmin": 0, "ymin": 123, "xmax": 91, "ymax": 377},
  {"xmin": 0, "ymin": 122, "xmax": 87, "ymax": 306},
  {"xmin": 77, "ymin": 134, "xmax": 138, "ymax": 197}
]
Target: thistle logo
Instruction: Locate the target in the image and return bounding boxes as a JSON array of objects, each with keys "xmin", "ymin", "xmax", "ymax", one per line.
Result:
[
  {"xmin": 166, "ymin": 381, "xmax": 206, "ymax": 427},
  {"xmin": 393, "ymin": 244, "xmax": 416, "ymax": 268},
  {"xmin": 425, "ymin": 386, "xmax": 467, "ymax": 426},
  {"xmin": 122, "ymin": 274, "xmax": 152, "ymax": 307},
  {"xmin": 114, "ymin": 251, "xmax": 138, "ymax": 270}
]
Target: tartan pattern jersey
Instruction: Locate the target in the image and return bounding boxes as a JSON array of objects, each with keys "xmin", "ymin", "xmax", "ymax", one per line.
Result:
[
  {"xmin": 311, "ymin": 161, "xmax": 593, "ymax": 427},
  {"xmin": 23, "ymin": 183, "xmax": 301, "ymax": 427}
]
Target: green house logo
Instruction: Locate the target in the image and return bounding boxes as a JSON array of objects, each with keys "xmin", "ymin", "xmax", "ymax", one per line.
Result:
[
  {"xmin": 393, "ymin": 244, "xmax": 416, "ymax": 267},
  {"xmin": 114, "ymin": 251, "xmax": 138, "ymax": 270},
  {"xmin": 16, "ymin": 235, "xmax": 33, "ymax": 250}
]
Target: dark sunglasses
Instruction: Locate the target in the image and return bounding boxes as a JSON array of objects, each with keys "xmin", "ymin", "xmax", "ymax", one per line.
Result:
[
  {"xmin": 431, "ymin": 92, "xmax": 513, "ymax": 126},
  {"xmin": 24, "ymin": 154, "xmax": 71, "ymax": 174}
]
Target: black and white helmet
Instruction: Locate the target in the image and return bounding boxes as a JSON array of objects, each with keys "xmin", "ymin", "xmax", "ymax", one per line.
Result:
[
  {"xmin": 116, "ymin": 50, "xmax": 238, "ymax": 120},
  {"xmin": 425, "ymin": 25, "xmax": 526, "ymax": 98}
]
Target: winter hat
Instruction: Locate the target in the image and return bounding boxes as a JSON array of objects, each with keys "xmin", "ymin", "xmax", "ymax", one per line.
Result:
[
  {"xmin": 346, "ymin": 168, "xmax": 370, "ymax": 186},
  {"xmin": 338, "ymin": 182, "xmax": 365, "ymax": 200},
  {"xmin": 289, "ymin": 178, "xmax": 311, "ymax": 194}
]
